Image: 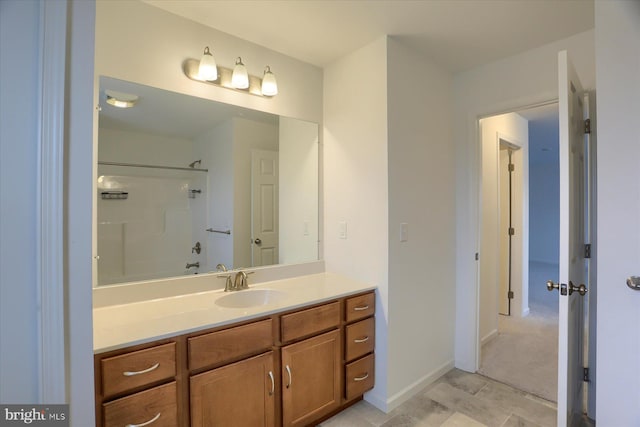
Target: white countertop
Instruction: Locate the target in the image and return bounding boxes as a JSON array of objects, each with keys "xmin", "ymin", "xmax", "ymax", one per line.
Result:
[{"xmin": 93, "ymin": 272, "xmax": 375, "ymax": 353}]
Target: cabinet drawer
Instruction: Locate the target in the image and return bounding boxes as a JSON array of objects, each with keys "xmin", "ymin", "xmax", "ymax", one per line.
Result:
[
  {"xmin": 189, "ymin": 319, "xmax": 273, "ymax": 371},
  {"xmin": 345, "ymin": 354, "xmax": 375, "ymax": 401},
  {"xmin": 281, "ymin": 301, "xmax": 340, "ymax": 343},
  {"xmin": 345, "ymin": 292, "xmax": 375, "ymax": 323},
  {"xmin": 101, "ymin": 342, "xmax": 176, "ymax": 399},
  {"xmin": 103, "ymin": 381, "xmax": 177, "ymax": 427},
  {"xmin": 345, "ymin": 317, "xmax": 375, "ymax": 362}
]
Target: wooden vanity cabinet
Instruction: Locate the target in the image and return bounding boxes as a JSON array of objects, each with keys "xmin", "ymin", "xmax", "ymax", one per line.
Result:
[
  {"xmin": 95, "ymin": 291, "xmax": 376, "ymax": 427},
  {"xmin": 280, "ymin": 302, "xmax": 342, "ymax": 427},
  {"xmin": 343, "ymin": 292, "xmax": 376, "ymax": 402},
  {"xmin": 190, "ymin": 352, "xmax": 275, "ymax": 427},
  {"xmin": 187, "ymin": 318, "xmax": 275, "ymax": 427},
  {"xmin": 94, "ymin": 339, "xmax": 181, "ymax": 427}
]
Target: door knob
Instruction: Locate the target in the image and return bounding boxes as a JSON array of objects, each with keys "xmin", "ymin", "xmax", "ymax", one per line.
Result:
[
  {"xmin": 546, "ymin": 280, "xmax": 559, "ymax": 292},
  {"xmin": 568, "ymin": 281, "xmax": 588, "ymax": 296},
  {"xmin": 627, "ymin": 276, "xmax": 640, "ymax": 291},
  {"xmin": 254, "ymin": 238, "xmax": 262, "ymax": 245}
]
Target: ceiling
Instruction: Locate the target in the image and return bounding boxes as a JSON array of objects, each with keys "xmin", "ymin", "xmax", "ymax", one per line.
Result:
[
  {"xmin": 142, "ymin": 0, "xmax": 594, "ymax": 72},
  {"xmin": 99, "ymin": 77, "xmax": 278, "ymax": 139}
]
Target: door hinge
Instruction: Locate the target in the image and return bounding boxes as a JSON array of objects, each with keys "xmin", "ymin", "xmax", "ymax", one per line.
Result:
[
  {"xmin": 508, "ymin": 163, "xmax": 515, "ymax": 172},
  {"xmin": 475, "ymin": 252, "xmax": 479, "ymax": 261},
  {"xmin": 508, "ymin": 227, "xmax": 515, "ymax": 236},
  {"xmin": 508, "ymin": 291, "xmax": 514, "ymax": 299},
  {"xmin": 584, "ymin": 244, "xmax": 591, "ymax": 259},
  {"xmin": 583, "ymin": 367, "xmax": 590, "ymax": 382},
  {"xmin": 584, "ymin": 118, "xmax": 591, "ymax": 134}
]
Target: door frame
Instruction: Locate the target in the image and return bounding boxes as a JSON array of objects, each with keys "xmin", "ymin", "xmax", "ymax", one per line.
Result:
[{"xmin": 472, "ymin": 96, "xmax": 597, "ymax": 418}]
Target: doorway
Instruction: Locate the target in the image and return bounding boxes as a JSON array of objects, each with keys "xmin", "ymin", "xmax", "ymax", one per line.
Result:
[{"xmin": 478, "ymin": 104, "xmax": 560, "ymax": 402}]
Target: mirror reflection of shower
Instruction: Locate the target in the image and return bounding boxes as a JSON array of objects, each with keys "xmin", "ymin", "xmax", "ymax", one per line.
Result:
[{"xmin": 96, "ymin": 76, "xmax": 319, "ymax": 287}]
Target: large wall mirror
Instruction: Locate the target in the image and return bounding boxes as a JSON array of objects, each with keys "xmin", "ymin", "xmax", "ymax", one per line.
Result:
[{"xmin": 96, "ymin": 76, "xmax": 319, "ymax": 286}]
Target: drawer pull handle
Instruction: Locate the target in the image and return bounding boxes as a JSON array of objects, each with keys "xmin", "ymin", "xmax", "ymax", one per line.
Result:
[
  {"xmin": 123, "ymin": 362, "xmax": 160, "ymax": 377},
  {"xmin": 285, "ymin": 365, "xmax": 292, "ymax": 389},
  {"xmin": 268, "ymin": 371, "xmax": 275, "ymax": 396},
  {"xmin": 353, "ymin": 373, "xmax": 369, "ymax": 382},
  {"xmin": 354, "ymin": 336, "xmax": 370, "ymax": 343},
  {"xmin": 353, "ymin": 305, "xmax": 369, "ymax": 311},
  {"xmin": 126, "ymin": 412, "xmax": 161, "ymax": 427}
]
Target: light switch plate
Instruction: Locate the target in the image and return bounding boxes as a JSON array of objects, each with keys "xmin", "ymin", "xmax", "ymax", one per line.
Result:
[
  {"xmin": 400, "ymin": 223, "xmax": 408, "ymax": 242},
  {"xmin": 339, "ymin": 221, "xmax": 347, "ymax": 239}
]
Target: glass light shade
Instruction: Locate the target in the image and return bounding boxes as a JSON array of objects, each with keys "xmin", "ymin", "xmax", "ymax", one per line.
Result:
[
  {"xmin": 198, "ymin": 47, "xmax": 217, "ymax": 81},
  {"xmin": 261, "ymin": 66, "xmax": 278, "ymax": 96},
  {"xmin": 105, "ymin": 90, "xmax": 138, "ymax": 108},
  {"xmin": 232, "ymin": 57, "xmax": 249, "ymax": 89}
]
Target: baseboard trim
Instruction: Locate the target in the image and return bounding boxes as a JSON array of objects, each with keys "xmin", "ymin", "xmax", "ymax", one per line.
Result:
[
  {"xmin": 382, "ymin": 360, "xmax": 455, "ymax": 412},
  {"xmin": 481, "ymin": 329, "xmax": 498, "ymax": 346}
]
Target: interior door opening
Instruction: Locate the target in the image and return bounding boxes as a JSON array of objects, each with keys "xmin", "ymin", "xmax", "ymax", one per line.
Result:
[{"xmin": 478, "ymin": 103, "xmax": 562, "ymax": 404}]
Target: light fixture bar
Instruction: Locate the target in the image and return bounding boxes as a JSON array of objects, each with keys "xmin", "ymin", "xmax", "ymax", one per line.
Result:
[{"xmin": 183, "ymin": 58, "xmax": 273, "ymax": 97}]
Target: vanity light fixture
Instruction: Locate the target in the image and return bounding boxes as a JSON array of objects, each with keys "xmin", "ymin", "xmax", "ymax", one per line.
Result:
[
  {"xmin": 198, "ymin": 46, "xmax": 218, "ymax": 81},
  {"xmin": 105, "ymin": 90, "xmax": 138, "ymax": 108},
  {"xmin": 183, "ymin": 47, "xmax": 278, "ymax": 97},
  {"xmin": 261, "ymin": 66, "xmax": 278, "ymax": 96},
  {"xmin": 231, "ymin": 57, "xmax": 249, "ymax": 89}
]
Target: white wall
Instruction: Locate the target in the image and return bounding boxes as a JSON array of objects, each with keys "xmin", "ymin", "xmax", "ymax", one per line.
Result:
[
  {"xmin": 95, "ymin": 0, "xmax": 322, "ymax": 124},
  {"xmin": 0, "ymin": 0, "xmax": 41, "ymax": 403},
  {"xmin": 324, "ymin": 35, "xmax": 456, "ymax": 412},
  {"xmin": 594, "ymin": 0, "xmax": 640, "ymax": 424},
  {"xmin": 279, "ymin": 117, "xmax": 319, "ymax": 264},
  {"xmin": 529, "ymin": 119, "xmax": 560, "ymax": 265},
  {"xmin": 324, "ymin": 37, "xmax": 390, "ymax": 409},
  {"xmin": 454, "ymin": 30, "xmax": 595, "ymax": 371},
  {"xmin": 386, "ymin": 37, "xmax": 456, "ymax": 406}
]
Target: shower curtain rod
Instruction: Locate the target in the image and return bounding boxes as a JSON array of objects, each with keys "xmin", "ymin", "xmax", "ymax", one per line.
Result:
[{"xmin": 98, "ymin": 161, "xmax": 208, "ymax": 172}]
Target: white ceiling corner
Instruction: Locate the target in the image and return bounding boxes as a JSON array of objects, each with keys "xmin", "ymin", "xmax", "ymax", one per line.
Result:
[{"xmin": 141, "ymin": 0, "xmax": 594, "ymax": 72}]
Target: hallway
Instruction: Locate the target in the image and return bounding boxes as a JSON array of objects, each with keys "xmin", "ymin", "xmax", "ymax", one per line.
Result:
[{"xmin": 478, "ymin": 261, "xmax": 559, "ymax": 402}]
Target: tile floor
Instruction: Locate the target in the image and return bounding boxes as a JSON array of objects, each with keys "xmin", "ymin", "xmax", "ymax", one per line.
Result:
[{"xmin": 319, "ymin": 369, "xmax": 560, "ymax": 427}]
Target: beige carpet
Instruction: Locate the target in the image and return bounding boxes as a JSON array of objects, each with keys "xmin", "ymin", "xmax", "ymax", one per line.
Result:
[{"xmin": 478, "ymin": 302, "xmax": 558, "ymax": 402}]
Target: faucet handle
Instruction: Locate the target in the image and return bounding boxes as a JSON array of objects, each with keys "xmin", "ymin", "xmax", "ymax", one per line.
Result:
[{"xmin": 217, "ymin": 274, "xmax": 234, "ymax": 292}]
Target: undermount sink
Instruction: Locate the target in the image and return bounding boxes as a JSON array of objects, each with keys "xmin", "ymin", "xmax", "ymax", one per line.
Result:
[{"xmin": 215, "ymin": 289, "xmax": 287, "ymax": 308}]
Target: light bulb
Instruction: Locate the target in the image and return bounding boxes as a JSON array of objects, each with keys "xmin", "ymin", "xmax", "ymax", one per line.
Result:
[
  {"xmin": 198, "ymin": 46, "xmax": 217, "ymax": 81},
  {"xmin": 261, "ymin": 66, "xmax": 278, "ymax": 96},
  {"xmin": 232, "ymin": 57, "xmax": 249, "ymax": 89}
]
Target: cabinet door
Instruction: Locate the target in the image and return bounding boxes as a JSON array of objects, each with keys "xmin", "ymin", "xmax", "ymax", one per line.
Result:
[
  {"xmin": 281, "ymin": 330, "xmax": 341, "ymax": 427},
  {"xmin": 190, "ymin": 352, "xmax": 275, "ymax": 427}
]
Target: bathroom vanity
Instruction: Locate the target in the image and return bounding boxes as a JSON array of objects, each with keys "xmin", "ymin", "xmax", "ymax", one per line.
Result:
[{"xmin": 93, "ymin": 273, "xmax": 375, "ymax": 427}]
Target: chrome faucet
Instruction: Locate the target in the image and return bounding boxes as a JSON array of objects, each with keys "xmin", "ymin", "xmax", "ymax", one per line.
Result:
[
  {"xmin": 216, "ymin": 263, "xmax": 228, "ymax": 272},
  {"xmin": 186, "ymin": 262, "xmax": 200, "ymax": 269}
]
